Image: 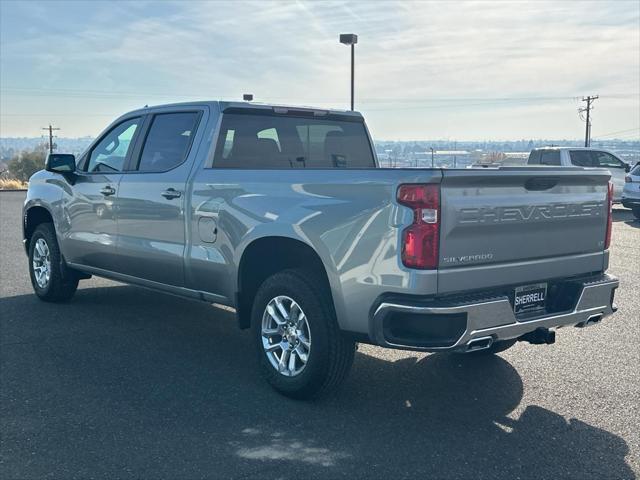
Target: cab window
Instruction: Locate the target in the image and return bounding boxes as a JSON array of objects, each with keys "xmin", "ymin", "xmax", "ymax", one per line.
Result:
[
  {"xmin": 527, "ymin": 150, "xmax": 541, "ymax": 164},
  {"xmin": 213, "ymin": 113, "xmax": 375, "ymax": 169},
  {"xmin": 87, "ymin": 118, "xmax": 140, "ymax": 173},
  {"xmin": 593, "ymin": 151, "xmax": 624, "ymax": 169},
  {"xmin": 539, "ymin": 151, "xmax": 560, "ymax": 166},
  {"xmin": 136, "ymin": 112, "xmax": 200, "ymax": 172},
  {"xmin": 569, "ymin": 150, "xmax": 595, "ymax": 167}
]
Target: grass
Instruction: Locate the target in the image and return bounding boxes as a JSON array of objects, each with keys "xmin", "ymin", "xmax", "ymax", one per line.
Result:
[{"xmin": 0, "ymin": 178, "xmax": 28, "ymax": 190}]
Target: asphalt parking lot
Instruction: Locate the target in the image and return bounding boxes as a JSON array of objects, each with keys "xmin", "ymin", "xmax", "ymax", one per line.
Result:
[{"xmin": 1, "ymin": 190, "xmax": 638, "ymax": 479}]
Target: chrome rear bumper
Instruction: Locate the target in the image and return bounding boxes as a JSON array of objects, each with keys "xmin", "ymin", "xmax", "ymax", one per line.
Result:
[{"xmin": 371, "ymin": 274, "xmax": 619, "ymax": 352}]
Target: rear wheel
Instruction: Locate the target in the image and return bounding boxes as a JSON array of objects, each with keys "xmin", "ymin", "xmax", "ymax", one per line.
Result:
[
  {"xmin": 28, "ymin": 223, "xmax": 78, "ymax": 302},
  {"xmin": 251, "ymin": 268, "xmax": 355, "ymax": 399}
]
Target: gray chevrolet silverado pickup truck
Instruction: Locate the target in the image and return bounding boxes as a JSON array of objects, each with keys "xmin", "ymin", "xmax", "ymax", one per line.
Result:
[{"xmin": 24, "ymin": 101, "xmax": 619, "ymax": 398}]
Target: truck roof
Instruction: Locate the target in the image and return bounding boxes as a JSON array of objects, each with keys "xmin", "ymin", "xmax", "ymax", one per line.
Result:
[
  {"xmin": 531, "ymin": 146, "xmax": 609, "ymax": 151},
  {"xmin": 126, "ymin": 100, "xmax": 364, "ymax": 119}
]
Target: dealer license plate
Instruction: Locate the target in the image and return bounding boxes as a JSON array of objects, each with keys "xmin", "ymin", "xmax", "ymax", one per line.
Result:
[{"xmin": 514, "ymin": 283, "xmax": 547, "ymax": 314}]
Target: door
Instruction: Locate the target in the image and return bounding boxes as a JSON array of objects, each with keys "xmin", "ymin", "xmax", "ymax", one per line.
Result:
[
  {"xmin": 592, "ymin": 151, "xmax": 627, "ymax": 201},
  {"xmin": 115, "ymin": 110, "xmax": 203, "ymax": 286},
  {"xmin": 63, "ymin": 117, "xmax": 141, "ymax": 271}
]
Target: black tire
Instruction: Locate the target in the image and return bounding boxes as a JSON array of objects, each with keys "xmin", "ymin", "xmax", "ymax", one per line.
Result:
[
  {"xmin": 28, "ymin": 223, "xmax": 78, "ymax": 302},
  {"xmin": 464, "ymin": 339, "xmax": 517, "ymax": 356},
  {"xmin": 251, "ymin": 268, "xmax": 355, "ymax": 399},
  {"xmin": 632, "ymin": 207, "xmax": 640, "ymax": 220}
]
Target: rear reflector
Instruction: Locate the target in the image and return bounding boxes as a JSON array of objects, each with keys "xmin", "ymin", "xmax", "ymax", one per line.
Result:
[
  {"xmin": 605, "ymin": 181, "xmax": 613, "ymax": 249},
  {"xmin": 397, "ymin": 184, "xmax": 440, "ymax": 269}
]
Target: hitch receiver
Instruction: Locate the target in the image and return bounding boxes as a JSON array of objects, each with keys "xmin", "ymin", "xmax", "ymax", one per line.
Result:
[{"xmin": 519, "ymin": 327, "xmax": 555, "ymax": 345}]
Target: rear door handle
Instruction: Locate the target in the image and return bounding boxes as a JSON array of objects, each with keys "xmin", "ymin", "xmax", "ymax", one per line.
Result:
[
  {"xmin": 100, "ymin": 186, "xmax": 116, "ymax": 196},
  {"xmin": 161, "ymin": 188, "xmax": 182, "ymax": 200}
]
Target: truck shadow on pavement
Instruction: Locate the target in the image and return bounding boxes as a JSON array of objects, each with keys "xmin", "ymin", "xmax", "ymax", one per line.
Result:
[
  {"xmin": 613, "ymin": 209, "xmax": 639, "ymax": 228},
  {"xmin": 0, "ymin": 285, "xmax": 635, "ymax": 479}
]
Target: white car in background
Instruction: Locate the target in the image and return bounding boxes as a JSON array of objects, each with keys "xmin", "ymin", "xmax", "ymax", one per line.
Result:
[
  {"xmin": 622, "ymin": 162, "xmax": 640, "ymax": 219},
  {"xmin": 528, "ymin": 147, "xmax": 631, "ymax": 202}
]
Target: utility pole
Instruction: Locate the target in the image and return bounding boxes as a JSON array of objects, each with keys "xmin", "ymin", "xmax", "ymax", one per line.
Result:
[
  {"xmin": 453, "ymin": 140, "xmax": 457, "ymax": 168},
  {"xmin": 41, "ymin": 125, "xmax": 60, "ymax": 154},
  {"xmin": 579, "ymin": 96, "xmax": 598, "ymax": 147}
]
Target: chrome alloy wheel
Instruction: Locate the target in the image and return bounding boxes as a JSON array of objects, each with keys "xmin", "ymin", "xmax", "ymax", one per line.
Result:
[
  {"xmin": 261, "ymin": 295, "xmax": 311, "ymax": 377},
  {"xmin": 32, "ymin": 238, "xmax": 51, "ymax": 289}
]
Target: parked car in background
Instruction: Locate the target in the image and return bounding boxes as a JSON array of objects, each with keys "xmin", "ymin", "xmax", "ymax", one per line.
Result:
[
  {"xmin": 622, "ymin": 162, "xmax": 640, "ymax": 219},
  {"xmin": 527, "ymin": 147, "xmax": 630, "ymax": 201},
  {"xmin": 23, "ymin": 101, "xmax": 619, "ymax": 398}
]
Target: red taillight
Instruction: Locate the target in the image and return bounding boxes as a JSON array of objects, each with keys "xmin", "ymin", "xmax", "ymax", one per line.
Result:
[
  {"xmin": 397, "ymin": 184, "xmax": 440, "ymax": 269},
  {"xmin": 605, "ymin": 181, "xmax": 613, "ymax": 249}
]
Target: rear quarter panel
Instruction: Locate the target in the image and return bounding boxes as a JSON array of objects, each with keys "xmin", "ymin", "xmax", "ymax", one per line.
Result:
[{"xmin": 187, "ymin": 168, "xmax": 442, "ymax": 333}]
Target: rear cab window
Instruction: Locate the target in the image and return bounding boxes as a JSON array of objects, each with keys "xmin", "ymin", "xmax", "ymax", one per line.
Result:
[
  {"xmin": 136, "ymin": 112, "xmax": 201, "ymax": 172},
  {"xmin": 527, "ymin": 150, "xmax": 541, "ymax": 164},
  {"xmin": 212, "ymin": 112, "xmax": 375, "ymax": 169},
  {"xmin": 528, "ymin": 150, "xmax": 560, "ymax": 166},
  {"xmin": 539, "ymin": 151, "xmax": 561, "ymax": 166},
  {"xmin": 569, "ymin": 150, "xmax": 595, "ymax": 167}
]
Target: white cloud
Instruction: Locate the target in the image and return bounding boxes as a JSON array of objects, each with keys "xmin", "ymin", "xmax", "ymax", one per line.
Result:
[{"xmin": 1, "ymin": 0, "xmax": 638, "ymax": 138}]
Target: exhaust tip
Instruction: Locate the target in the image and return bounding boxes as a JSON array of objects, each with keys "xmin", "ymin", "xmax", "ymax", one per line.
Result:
[
  {"xmin": 466, "ymin": 336, "xmax": 493, "ymax": 352},
  {"xmin": 577, "ymin": 314, "xmax": 604, "ymax": 328},
  {"xmin": 587, "ymin": 314, "xmax": 603, "ymax": 324}
]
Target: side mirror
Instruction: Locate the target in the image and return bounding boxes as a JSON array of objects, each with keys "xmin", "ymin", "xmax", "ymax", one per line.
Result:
[{"xmin": 45, "ymin": 153, "xmax": 76, "ymax": 174}]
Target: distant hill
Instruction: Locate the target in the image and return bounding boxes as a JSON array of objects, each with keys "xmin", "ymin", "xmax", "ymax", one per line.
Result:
[
  {"xmin": 1, "ymin": 136, "xmax": 638, "ymax": 165},
  {"xmin": 0, "ymin": 137, "xmax": 94, "ymax": 161}
]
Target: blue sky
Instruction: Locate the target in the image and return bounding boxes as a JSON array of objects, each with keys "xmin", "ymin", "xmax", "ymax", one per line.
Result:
[{"xmin": 1, "ymin": 0, "xmax": 638, "ymax": 140}]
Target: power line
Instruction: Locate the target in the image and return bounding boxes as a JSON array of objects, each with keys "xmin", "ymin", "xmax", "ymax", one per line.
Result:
[
  {"xmin": 593, "ymin": 132, "xmax": 640, "ymax": 141},
  {"xmin": 0, "ymin": 98, "xmax": 589, "ymax": 119},
  {"xmin": 2, "ymin": 86, "xmax": 638, "ymax": 104},
  {"xmin": 592, "ymin": 127, "xmax": 640, "ymax": 139},
  {"xmin": 2, "ymin": 113, "xmax": 118, "ymax": 117}
]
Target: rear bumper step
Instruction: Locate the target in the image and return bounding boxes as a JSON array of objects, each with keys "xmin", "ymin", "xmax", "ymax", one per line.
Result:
[{"xmin": 371, "ymin": 274, "xmax": 619, "ymax": 352}]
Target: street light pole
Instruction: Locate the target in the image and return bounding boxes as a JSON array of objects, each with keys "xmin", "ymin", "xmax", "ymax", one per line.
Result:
[
  {"xmin": 350, "ymin": 43, "xmax": 355, "ymax": 111},
  {"xmin": 340, "ymin": 34, "xmax": 358, "ymax": 111},
  {"xmin": 430, "ymin": 147, "xmax": 435, "ymax": 168}
]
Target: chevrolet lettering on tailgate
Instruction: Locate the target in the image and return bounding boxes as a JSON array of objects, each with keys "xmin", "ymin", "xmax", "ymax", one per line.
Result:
[{"xmin": 459, "ymin": 201, "xmax": 605, "ymax": 225}]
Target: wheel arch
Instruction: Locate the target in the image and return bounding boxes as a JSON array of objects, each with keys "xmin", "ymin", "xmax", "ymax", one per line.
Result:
[
  {"xmin": 23, "ymin": 204, "xmax": 55, "ymax": 253},
  {"xmin": 236, "ymin": 236, "xmax": 335, "ymax": 330}
]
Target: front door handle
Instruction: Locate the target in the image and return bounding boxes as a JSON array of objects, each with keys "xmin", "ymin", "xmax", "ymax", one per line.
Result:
[
  {"xmin": 161, "ymin": 188, "xmax": 182, "ymax": 200},
  {"xmin": 100, "ymin": 186, "xmax": 116, "ymax": 196}
]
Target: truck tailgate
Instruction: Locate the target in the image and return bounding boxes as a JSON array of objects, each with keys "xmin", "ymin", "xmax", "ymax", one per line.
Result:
[{"xmin": 438, "ymin": 167, "xmax": 610, "ymax": 294}]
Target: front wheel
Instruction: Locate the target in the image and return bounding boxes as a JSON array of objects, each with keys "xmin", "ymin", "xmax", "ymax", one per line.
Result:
[
  {"xmin": 251, "ymin": 269, "xmax": 355, "ymax": 399},
  {"xmin": 28, "ymin": 223, "xmax": 78, "ymax": 302},
  {"xmin": 632, "ymin": 206, "xmax": 640, "ymax": 220}
]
